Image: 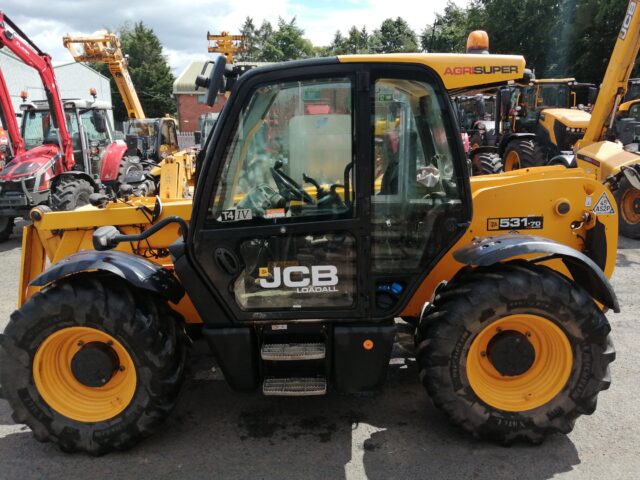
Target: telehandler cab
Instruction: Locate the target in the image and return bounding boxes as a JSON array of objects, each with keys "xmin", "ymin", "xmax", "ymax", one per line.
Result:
[{"xmin": 0, "ymin": 50, "xmax": 618, "ymax": 454}]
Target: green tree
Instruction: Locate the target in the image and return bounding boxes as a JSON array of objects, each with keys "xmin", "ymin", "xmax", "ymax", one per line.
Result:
[
  {"xmin": 371, "ymin": 17, "xmax": 418, "ymax": 53},
  {"xmin": 329, "ymin": 30, "xmax": 347, "ymax": 54},
  {"xmin": 93, "ymin": 22, "xmax": 175, "ymax": 123},
  {"xmin": 258, "ymin": 17, "xmax": 314, "ymax": 62},
  {"xmin": 421, "ymin": 1, "xmax": 487, "ymax": 53},
  {"xmin": 568, "ymin": 0, "xmax": 629, "ymax": 82},
  {"xmin": 237, "ymin": 17, "xmax": 258, "ymax": 62}
]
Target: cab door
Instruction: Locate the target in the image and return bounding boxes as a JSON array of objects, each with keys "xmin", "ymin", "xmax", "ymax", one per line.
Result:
[{"xmin": 188, "ymin": 62, "xmax": 370, "ymax": 322}]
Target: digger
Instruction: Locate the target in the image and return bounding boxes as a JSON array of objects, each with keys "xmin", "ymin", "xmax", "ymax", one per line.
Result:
[{"xmin": 0, "ymin": 44, "xmax": 618, "ymax": 454}]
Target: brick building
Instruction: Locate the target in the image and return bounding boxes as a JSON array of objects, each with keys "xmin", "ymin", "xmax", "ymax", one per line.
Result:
[{"xmin": 173, "ymin": 61, "xmax": 270, "ymax": 132}]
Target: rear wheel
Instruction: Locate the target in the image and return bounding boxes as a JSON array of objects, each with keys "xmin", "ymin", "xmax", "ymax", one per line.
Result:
[
  {"xmin": 613, "ymin": 177, "xmax": 640, "ymax": 238},
  {"xmin": 415, "ymin": 262, "xmax": 614, "ymax": 444},
  {"xmin": 50, "ymin": 177, "xmax": 94, "ymax": 211},
  {"xmin": 503, "ymin": 139, "xmax": 546, "ymax": 171},
  {"xmin": 478, "ymin": 153, "xmax": 503, "ymax": 175},
  {"xmin": 0, "ymin": 215, "xmax": 14, "ymax": 242},
  {"xmin": 0, "ymin": 275, "xmax": 187, "ymax": 454}
]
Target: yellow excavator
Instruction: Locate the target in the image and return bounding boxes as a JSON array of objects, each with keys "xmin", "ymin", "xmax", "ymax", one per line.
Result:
[{"xmin": 63, "ymin": 31, "xmax": 194, "ymax": 200}]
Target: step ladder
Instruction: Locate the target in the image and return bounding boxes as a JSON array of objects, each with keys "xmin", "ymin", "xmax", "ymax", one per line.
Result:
[{"xmin": 260, "ymin": 336, "xmax": 328, "ymax": 396}]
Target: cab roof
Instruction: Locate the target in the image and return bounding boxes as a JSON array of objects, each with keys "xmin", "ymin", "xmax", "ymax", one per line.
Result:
[{"xmin": 21, "ymin": 98, "xmax": 112, "ymax": 111}]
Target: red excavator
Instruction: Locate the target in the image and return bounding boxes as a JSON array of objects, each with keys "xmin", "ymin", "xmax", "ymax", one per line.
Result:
[{"xmin": 0, "ymin": 12, "xmax": 150, "ymax": 241}]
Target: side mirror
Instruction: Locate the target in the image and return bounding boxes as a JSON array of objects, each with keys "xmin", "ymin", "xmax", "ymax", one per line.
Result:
[
  {"xmin": 93, "ymin": 225, "xmax": 120, "ymax": 251},
  {"xmin": 588, "ymin": 87, "xmax": 598, "ymax": 105},
  {"xmin": 194, "ymin": 130, "xmax": 202, "ymax": 145},
  {"xmin": 195, "ymin": 56, "xmax": 227, "ymax": 107},
  {"xmin": 92, "ymin": 110, "xmax": 107, "ymax": 133}
]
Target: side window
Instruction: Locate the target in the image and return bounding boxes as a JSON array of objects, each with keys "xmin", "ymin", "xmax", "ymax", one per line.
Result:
[
  {"xmin": 371, "ymin": 78, "xmax": 464, "ymax": 273},
  {"xmin": 210, "ymin": 77, "xmax": 354, "ymax": 224}
]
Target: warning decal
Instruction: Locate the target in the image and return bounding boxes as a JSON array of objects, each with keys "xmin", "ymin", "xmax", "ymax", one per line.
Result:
[{"xmin": 592, "ymin": 192, "xmax": 615, "ymax": 215}]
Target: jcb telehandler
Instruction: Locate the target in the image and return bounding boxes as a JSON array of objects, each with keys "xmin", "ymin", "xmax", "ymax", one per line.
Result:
[{"xmin": 0, "ymin": 49, "xmax": 618, "ymax": 454}]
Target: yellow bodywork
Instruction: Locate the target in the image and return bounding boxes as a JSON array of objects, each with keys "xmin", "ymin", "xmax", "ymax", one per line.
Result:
[
  {"xmin": 339, "ymin": 54, "xmax": 526, "ymax": 90},
  {"xmin": 20, "ymin": 166, "xmax": 617, "ymax": 323},
  {"xmin": 576, "ymin": 140, "xmax": 640, "ymax": 179},
  {"xmin": 539, "ymin": 108, "xmax": 590, "ymax": 146}
]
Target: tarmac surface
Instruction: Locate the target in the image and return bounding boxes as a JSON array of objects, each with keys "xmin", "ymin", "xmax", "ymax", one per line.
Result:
[{"xmin": 0, "ymin": 223, "xmax": 638, "ymax": 480}]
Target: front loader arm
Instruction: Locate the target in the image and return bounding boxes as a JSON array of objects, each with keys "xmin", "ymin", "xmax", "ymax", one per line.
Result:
[{"xmin": 0, "ymin": 12, "xmax": 74, "ymax": 171}]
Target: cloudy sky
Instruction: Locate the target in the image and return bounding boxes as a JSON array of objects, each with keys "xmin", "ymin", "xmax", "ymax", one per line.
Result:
[{"xmin": 3, "ymin": 0, "xmax": 467, "ymax": 75}]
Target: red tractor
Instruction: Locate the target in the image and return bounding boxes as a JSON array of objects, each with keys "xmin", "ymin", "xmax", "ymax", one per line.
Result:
[{"xmin": 0, "ymin": 12, "xmax": 150, "ymax": 241}]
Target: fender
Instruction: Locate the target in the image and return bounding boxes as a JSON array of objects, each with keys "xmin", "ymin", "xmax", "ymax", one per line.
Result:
[
  {"xmin": 30, "ymin": 250, "xmax": 184, "ymax": 303},
  {"xmin": 453, "ymin": 233, "xmax": 619, "ymax": 312},
  {"xmin": 50, "ymin": 171, "xmax": 99, "ymax": 191},
  {"xmin": 498, "ymin": 132, "xmax": 535, "ymax": 156},
  {"xmin": 99, "ymin": 140, "xmax": 128, "ymax": 182},
  {"xmin": 548, "ymin": 153, "xmax": 576, "ymax": 168}
]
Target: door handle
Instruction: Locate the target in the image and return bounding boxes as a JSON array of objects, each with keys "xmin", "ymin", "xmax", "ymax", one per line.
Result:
[{"xmin": 214, "ymin": 248, "xmax": 240, "ymax": 275}]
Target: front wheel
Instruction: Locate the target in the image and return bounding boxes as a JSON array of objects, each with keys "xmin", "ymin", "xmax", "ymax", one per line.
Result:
[
  {"xmin": 415, "ymin": 262, "xmax": 614, "ymax": 444},
  {"xmin": 0, "ymin": 275, "xmax": 187, "ymax": 454},
  {"xmin": 503, "ymin": 139, "xmax": 546, "ymax": 171},
  {"xmin": 613, "ymin": 177, "xmax": 640, "ymax": 238},
  {"xmin": 50, "ymin": 177, "xmax": 94, "ymax": 211}
]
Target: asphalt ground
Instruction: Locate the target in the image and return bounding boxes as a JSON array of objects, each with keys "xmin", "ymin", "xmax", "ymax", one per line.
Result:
[{"xmin": 0, "ymin": 224, "xmax": 638, "ymax": 480}]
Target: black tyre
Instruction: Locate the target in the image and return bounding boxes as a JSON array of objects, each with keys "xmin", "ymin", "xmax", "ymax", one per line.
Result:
[
  {"xmin": 478, "ymin": 153, "xmax": 503, "ymax": 175},
  {"xmin": 0, "ymin": 275, "xmax": 187, "ymax": 454},
  {"xmin": 503, "ymin": 139, "xmax": 547, "ymax": 171},
  {"xmin": 415, "ymin": 262, "xmax": 614, "ymax": 444},
  {"xmin": 50, "ymin": 177, "xmax": 94, "ymax": 211},
  {"xmin": 117, "ymin": 156, "xmax": 144, "ymax": 185},
  {"xmin": 613, "ymin": 177, "xmax": 640, "ymax": 238},
  {"xmin": 0, "ymin": 216, "xmax": 14, "ymax": 242}
]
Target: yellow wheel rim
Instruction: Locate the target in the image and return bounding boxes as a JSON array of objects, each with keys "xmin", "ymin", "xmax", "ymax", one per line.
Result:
[
  {"xmin": 466, "ymin": 315, "xmax": 572, "ymax": 412},
  {"xmin": 620, "ymin": 187, "xmax": 640, "ymax": 225},
  {"xmin": 504, "ymin": 151, "xmax": 520, "ymax": 171},
  {"xmin": 33, "ymin": 327, "xmax": 137, "ymax": 423}
]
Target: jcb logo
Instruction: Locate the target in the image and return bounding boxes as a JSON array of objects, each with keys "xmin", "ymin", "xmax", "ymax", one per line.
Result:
[
  {"xmin": 259, "ymin": 265, "xmax": 339, "ymax": 293},
  {"xmin": 620, "ymin": 1, "xmax": 637, "ymax": 40}
]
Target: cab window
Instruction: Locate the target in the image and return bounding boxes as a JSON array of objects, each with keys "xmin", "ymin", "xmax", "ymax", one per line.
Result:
[
  {"xmin": 371, "ymin": 78, "xmax": 464, "ymax": 273},
  {"xmin": 210, "ymin": 77, "xmax": 354, "ymax": 223}
]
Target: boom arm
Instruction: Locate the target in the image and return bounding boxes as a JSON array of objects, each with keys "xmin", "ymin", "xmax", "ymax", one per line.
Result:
[
  {"xmin": 0, "ymin": 67, "xmax": 25, "ymax": 157},
  {"xmin": 577, "ymin": 0, "xmax": 640, "ymax": 148},
  {"xmin": 0, "ymin": 11, "xmax": 74, "ymax": 171},
  {"xmin": 63, "ymin": 31, "xmax": 145, "ymax": 119}
]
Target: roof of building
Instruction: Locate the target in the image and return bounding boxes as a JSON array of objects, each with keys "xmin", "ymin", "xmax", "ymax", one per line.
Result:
[
  {"xmin": 173, "ymin": 60, "xmax": 272, "ymax": 94},
  {"xmin": 54, "ymin": 61, "xmax": 110, "ymax": 81}
]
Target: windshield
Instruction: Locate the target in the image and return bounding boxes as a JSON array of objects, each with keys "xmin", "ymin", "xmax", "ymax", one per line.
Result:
[
  {"xmin": 22, "ymin": 110, "xmax": 80, "ymax": 150},
  {"xmin": 79, "ymin": 109, "xmax": 112, "ymax": 145},
  {"xmin": 536, "ymin": 84, "xmax": 571, "ymax": 108},
  {"xmin": 127, "ymin": 119, "xmax": 157, "ymax": 137}
]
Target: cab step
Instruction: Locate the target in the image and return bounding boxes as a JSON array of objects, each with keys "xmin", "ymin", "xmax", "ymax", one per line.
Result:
[
  {"xmin": 261, "ymin": 342, "xmax": 326, "ymax": 361},
  {"xmin": 262, "ymin": 377, "xmax": 327, "ymax": 396}
]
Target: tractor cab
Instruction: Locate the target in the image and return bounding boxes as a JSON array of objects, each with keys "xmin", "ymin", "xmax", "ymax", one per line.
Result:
[
  {"xmin": 20, "ymin": 99, "xmax": 114, "ymax": 178},
  {"xmin": 125, "ymin": 117, "xmax": 179, "ymax": 162}
]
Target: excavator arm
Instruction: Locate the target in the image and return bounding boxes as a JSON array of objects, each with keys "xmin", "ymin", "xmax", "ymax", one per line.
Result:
[
  {"xmin": 63, "ymin": 31, "xmax": 145, "ymax": 119},
  {"xmin": 577, "ymin": 0, "xmax": 640, "ymax": 148},
  {"xmin": 0, "ymin": 11, "xmax": 74, "ymax": 171}
]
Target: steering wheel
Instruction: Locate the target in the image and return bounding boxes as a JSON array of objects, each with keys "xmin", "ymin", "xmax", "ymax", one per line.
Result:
[{"xmin": 270, "ymin": 164, "xmax": 314, "ymax": 204}]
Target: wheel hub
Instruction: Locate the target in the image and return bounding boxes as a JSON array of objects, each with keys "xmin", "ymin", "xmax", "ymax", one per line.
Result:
[
  {"xmin": 71, "ymin": 341, "xmax": 120, "ymax": 387},
  {"xmin": 486, "ymin": 330, "xmax": 535, "ymax": 376}
]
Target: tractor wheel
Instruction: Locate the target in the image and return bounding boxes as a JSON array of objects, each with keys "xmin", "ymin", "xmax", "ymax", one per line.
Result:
[
  {"xmin": 503, "ymin": 139, "xmax": 546, "ymax": 171},
  {"xmin": 415, "ymin": 262, "xmax": 614, "ymax": 444},
  {"xmin": 613, "ymin": 177, "xmax": 640, "ymax": 238},
  {"xmin": 0, "ymin": 275, "xmax": 187, "ymax": 455},
  {"xmin": 478, "ymin": 153, "xmax": 503, "ymax": 175},
  {"xmin": 117, "ymin": 156, "xmax": 144, "ymax": 185},
  {"xmin": 0, "ymin": 216, "xmax": 14, "ymax": 242},
  {"xmin": 50, "ymin": 178, "xmax": 94, "ymax": 211}
]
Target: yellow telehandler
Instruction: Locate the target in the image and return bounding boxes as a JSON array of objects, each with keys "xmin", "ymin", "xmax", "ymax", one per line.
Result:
[{"xmin": 0, "ymin": 41, "xmax": 618, "ymax": 454}]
